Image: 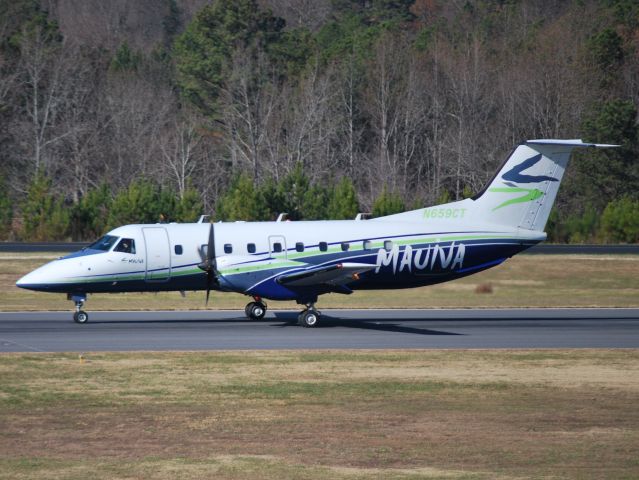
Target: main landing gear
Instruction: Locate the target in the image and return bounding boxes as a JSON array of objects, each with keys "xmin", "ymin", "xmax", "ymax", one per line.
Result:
[
  {"xmin": 298, "ymin": 307, "xmax": 320, "ymax": 328},
  {"xmin": 245, "ymin": 297, "xmax": 267, "ymax": 320},
  {"xmin": 68, "ymin": 294, "xmax": 89, "ymax": 324},
  {"xmin": 297, "ymin": 301, "xmax": 321, "ymax": 328},
  {"xmin": 243, "ymin": 297, "xmax": 322, "ymax": 327}
]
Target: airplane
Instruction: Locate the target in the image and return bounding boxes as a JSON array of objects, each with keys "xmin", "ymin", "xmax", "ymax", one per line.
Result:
[{"xmin": 16, "ymin": 139, "xmax": 616, "ymax": 327}]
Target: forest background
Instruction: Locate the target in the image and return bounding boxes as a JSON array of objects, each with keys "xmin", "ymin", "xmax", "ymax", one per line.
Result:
[{"xmin": 0, "ymin": 0, "xmax": 637, "ymax": 242}]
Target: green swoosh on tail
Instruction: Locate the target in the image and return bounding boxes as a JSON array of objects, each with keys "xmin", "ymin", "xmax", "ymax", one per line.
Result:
[{"xmin": 488, "ymin": 187, "xmax": 544, "ymax": 211}]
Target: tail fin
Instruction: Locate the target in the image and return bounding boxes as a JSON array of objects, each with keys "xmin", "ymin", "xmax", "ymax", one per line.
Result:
[{"xmin": 472, "ymin": 139, "xmax": 617, "ymax": 231}]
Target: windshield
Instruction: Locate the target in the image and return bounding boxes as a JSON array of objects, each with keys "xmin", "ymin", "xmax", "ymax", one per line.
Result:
[{"xmin": 86, "ymin": 235, "xmax": 119, "ymax": 251}]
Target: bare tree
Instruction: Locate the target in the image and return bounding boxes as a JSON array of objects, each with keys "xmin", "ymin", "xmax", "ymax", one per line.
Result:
[
  {"xmin": 18, "ymin": 27, "xmax": 76, "ymax": 176},
  {"xmin": 436, "ymin": 35, "xmax": 497, "ymax": 199},
  {"xmin": 277, "ymin": 62, "xmax": 338, "ymax": 179},
  {"xmin": 365, "ymin": 35, "xmax": 405, "ymax": 193},
  {"xmin": 219, "ymin": 49, "xmax": 279, "ymax": 182},
  {"xmin": 336, "ymin": 54, "xmax": 366, "ymax": 178},
  {"xmin": 264, "ymin": 0, "xmax": 331, "ymax": 31},
  {"xmin": 102, "ymin": 73, "xmax": 174, "ymax": 187},
  {"xmin": 54, "ymin": 44, "xmax": 107, "ymax": 202},
  {"xmin": 363, "ymin": 34, "xmax": 430, "ymax": 200},
  {"xmin": 157, "ymin": 112, "xmax": 206, "ymax": 199}
]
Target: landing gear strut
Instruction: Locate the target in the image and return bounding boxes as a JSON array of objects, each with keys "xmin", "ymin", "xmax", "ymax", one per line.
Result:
[
  {"xmin": 68, "ymin": 294, "xmax": 89, "ymax": 324},
  {"xmin": 297, "ymin": 302, "xmax": 321, "ymax": 328},
  {"xmin": 245, "ymin": 297, "xmax": 267, "ymax": 320}
]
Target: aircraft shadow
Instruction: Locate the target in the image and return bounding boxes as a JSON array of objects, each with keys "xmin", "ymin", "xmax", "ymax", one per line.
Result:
[
  {"xmin": 270, "ymin": 312, "xmax": 463, "ymax": 335},
  {"xmin": 88, "ymin": 312, "xmax": 461, "ymax": 335}
]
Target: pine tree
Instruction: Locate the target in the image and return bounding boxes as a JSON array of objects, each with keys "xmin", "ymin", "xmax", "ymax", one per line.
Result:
[
  {"xmin": 215, "ymin": 174, "xmax": 269, "ymax": 221},
  {"xmin": 21, "ymin": 173, "xmax": 70, "ymax": 241},
  {"xmin": 173, "ymin": 0, "xmax": 286, "ymax": 118},
  {"xmin": 372, "ymin": 187, "xmax": 405, "ymax": 217},
  {"xmin": 600, "ymin": 197, "xmax": 639, "ymax": 243},
  {"xmin": 108, "ymin": 180, "xmax": 178, "ymax": 228},
  {"xmin": 71, "ymin": 184, "xmax": 112, "ymax": 241},
  {"xmin": 175, "ymin": 186, "xmax": 204, "ymax": 222},
  {"xmin": 327, "ymin": 177, "xmax": 359, "ymax": 219}
]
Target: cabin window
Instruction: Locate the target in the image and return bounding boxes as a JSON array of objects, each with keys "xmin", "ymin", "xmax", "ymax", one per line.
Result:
[
  {"xmin": 174, "ymin": 245, "xmax": 183, "ymax": 255},
  {"xmin": 319, "ymin": 242, "xmax": 328, "ymax": 252},
  {"xmin": 114, "ymin": 238, "xmax": 136, "ymax": 254},
  {"xmin": 224, "ymin": 244, "xmax": 233, "ymax": 254},
  {"xmin": 384, "ymin": 240, "xmax": 393, "ymax": 252},
  {"xmin": 341, "ymin": 242, "xmax": 350, "ymax": 251},
  {"xmin": 272, "ymin": 242, "xmax": 282, "ymax": 253},
  {"xmin": 247, "ymin": 243, "xmax": 256, "ymax": 254},
  {"xmin": 295, "ymin": 242, "xmax": 304, "ymax": 252},
  {"xmin": 363, "ymin": 240, "xmax": 372, "ymax": 250}
]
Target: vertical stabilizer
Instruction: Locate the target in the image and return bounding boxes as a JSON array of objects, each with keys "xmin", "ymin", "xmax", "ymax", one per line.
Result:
[{"xmin": 472, "ymin": 139, "xmax": 617, "ymax": 231}]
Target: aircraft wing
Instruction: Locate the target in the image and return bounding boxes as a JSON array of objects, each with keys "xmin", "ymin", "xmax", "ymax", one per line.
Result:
[{"xmin": 276, "ymin": 262, "xmax": 375, "ymax": 287}]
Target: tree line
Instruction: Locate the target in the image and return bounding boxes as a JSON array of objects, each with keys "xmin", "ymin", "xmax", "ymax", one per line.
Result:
[{"xmin": 0, "ymin": 0, "xmax": 638, "ymax": 242}]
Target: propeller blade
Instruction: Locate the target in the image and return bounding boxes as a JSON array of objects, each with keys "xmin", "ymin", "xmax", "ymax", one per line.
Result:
[
  {"xmin": 199, "ymin": 222, "xmax": 217, "ymax": 307},
  {"xmin": 198, "ymin": 222, "xmax": 216, "ymax": 271},
  {"xmin": 206, "ymin": 221, "xmax": 215, "ymax": 264}
]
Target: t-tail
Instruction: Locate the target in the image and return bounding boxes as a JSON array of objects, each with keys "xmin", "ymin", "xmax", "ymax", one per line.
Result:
[
  {"xmin": 378, "ymin": 139, "xmax": 618, "ymax": 232},
  {"xmin": 470, "ymin": 139, "xmax": 617, "ymax": 231}
]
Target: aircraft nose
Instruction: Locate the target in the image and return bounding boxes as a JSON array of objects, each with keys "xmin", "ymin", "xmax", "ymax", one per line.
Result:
[
  {"xmin": 16, "ymin": 263, "xmax": 57, "ymax": 291},
  {"xmin": 16, "ymin": 270, "xmax": 43, "ymax": 290}
]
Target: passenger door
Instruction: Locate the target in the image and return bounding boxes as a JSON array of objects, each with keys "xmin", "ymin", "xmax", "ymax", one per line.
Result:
[
  {"xmin": 143, "ymin": 227, "xmax": 171, "ymax": 281},
  {"xmin": 268, "ymin": 235, "xmax": 287, "ymax": 260}
]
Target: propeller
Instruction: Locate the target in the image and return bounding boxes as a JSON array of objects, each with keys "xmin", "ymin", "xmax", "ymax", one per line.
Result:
[{"xmin": 197, "ymin": 222, "xmax": 218, "ymax": 306}]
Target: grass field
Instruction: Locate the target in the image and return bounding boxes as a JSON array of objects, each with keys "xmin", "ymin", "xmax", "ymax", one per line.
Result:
[
  {"xmin": 1, "ymin": 252, "xmax": 638, "ymax": 311},
  {"xmin": 1, "ymin": 350, "xmax": 638, "ymax": 479}
]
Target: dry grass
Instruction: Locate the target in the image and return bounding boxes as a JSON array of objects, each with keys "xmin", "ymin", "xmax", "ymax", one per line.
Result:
[
  {"xmin": 1, "ymin": 253, "xmax": 638, "ymax": 311},
  {"xmin": 1, "ymin": 350, "xmax": 638, "ymax": 479}
]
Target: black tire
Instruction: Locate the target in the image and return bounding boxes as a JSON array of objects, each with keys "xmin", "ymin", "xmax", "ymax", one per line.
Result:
[
  {"xmin": 249, "ymin": 302, "xmax": 266, "ymax": 320},
  {"xmin": 245, "ymin": 302, "xmax": 255, "ymax": 318},
  {"xmin": 73, "ymin": 311, "xmax": 89, "ymax": 324},
  {"xmin": 300, "ymin": 310, "xmax": 320, "ymax": 328}
]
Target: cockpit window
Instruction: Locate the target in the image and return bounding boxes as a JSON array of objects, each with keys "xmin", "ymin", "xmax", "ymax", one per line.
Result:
[
  {"xmin": 87, "ymin": 235, "xmax": 119, "ymax": 251},
  {"xmin": 114, "ymin": 238, "xmax": 136, "ymax": 254}
]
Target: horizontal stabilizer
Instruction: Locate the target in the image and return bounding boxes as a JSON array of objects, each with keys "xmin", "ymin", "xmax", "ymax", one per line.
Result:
[
  {"xmin": 526, "ymin": 139, "xmax": 619, "ymax": 148},
  {"xmin": 277, "ymin": 262, "xmax": 374, "ymax": 287}
]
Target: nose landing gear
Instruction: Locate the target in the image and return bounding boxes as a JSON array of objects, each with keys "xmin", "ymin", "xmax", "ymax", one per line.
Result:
[{"xmin": 68, "ymin": 294, "xmax": 89, "ymax": 324}]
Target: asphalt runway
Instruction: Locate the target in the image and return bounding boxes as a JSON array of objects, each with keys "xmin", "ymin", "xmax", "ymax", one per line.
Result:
[{"xmin": 0, "ymin": 308, "xmax": 637, "ymax": 352}]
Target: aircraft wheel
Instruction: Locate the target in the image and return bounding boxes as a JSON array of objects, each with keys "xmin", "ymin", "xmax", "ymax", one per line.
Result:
[
  {"xmin": 300, "ymin": 310, "xmax": 320, "ymax": 328},
  {"xmin": 73, "ymin": 311, "xmax": 89, "ymax": 324},
  {"xmin": 245, "ymin": 302, "xmax": 255, "ymax": 319},
  {"xmin": 249, "ymin": 302, "xmax": 266, "ymax": 320}
]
